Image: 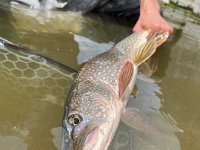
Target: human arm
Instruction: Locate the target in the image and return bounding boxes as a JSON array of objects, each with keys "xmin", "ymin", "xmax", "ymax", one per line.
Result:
[{"xmin": 133, "ymin": 0, "xmax": 173, "ymax": 33}]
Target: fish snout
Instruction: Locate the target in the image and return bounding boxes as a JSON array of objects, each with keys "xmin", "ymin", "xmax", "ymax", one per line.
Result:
[
  {"xmin": 62, "ymin": 125, "xmax": 102, "ymax": 150},
  {"xmin": 61, "ymin": 127, "xmax": 73, "ymax": 150}
]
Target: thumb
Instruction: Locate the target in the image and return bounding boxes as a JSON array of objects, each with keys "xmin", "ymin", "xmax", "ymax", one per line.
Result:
[{"xmin": 133, "ymin": 20, "xmax": 142, "ymax": 32}]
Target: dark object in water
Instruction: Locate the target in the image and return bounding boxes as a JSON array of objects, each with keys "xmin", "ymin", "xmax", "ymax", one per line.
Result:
[
  {"xmin": 10, "ymin": 0, "xmax": 140, "ymax": 21},
  {"xmin": 59, "ymin": 0, "xmax": 140, "ymax": 21},
  {"xmin": 0, "ymin": 37, "xmax": 78, "ymax": 73}
]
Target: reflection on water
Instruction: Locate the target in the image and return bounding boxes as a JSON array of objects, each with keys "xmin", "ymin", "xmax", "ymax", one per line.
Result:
[
  {"xmin": 0, "ymin": 1, "xmax": 132, "ymax": 71},
  {"xmin": 74, "ymin": 34, "xmax": 113, "ymax": 64},
  {"xmin": 0, "ymin": 2, "xmax": 200, "ymax": 150},
  {"xmin": 109, "ymin": 75, "xmax": 182, "ymax": 150}
]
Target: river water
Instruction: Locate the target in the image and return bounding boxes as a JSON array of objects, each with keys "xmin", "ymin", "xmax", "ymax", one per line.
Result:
[{"xmin": 0, "ymin": 2, "xmax": 199, "ymax": 150}]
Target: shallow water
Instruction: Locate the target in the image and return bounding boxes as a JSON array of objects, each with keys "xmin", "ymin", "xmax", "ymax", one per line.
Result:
[{"xmin": 0, "ymin": 2, "xmax": 200, "ymax": 150}]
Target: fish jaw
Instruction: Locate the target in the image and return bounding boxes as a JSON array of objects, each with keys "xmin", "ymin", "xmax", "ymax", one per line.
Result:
[
  {"xmin": 78, "ymin": 114, "xmax": 121, "ymax": 150},
  {"xmin": 61, "ymin": 127, "xmax": 73, "ymax": 150},
  {"xmin": 81, "ymin": 123, "xmax": 113, "ymax": 150},
  {"xmin": 61, "ymin": 124, "xmax": 102, "ymax": 150},
  {"xmin": 62, "ymin": 114, "xmax": 118, "ymax": 150},
  {"xmin": 62, "ymin": 87, "xmax": 120, "ymax": 150}
]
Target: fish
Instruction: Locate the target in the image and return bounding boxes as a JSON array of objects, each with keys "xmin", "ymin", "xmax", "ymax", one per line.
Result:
[{"xmin": 62, "ymin": 30, "xmax": 169, "ymax": 150}]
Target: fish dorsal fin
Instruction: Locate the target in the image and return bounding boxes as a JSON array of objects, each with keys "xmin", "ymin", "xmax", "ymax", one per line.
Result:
[
  {"xmin": 118, "ymin": 61, "xmax": 134, "ymax": 97},
  {"xmin": 133, "ymin": 40, "xmax": 157, "ymax": 66}
]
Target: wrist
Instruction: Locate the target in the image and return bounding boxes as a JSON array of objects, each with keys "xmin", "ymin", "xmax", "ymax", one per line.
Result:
[{"xmin": 140, "ymin": 0, "xmax": 160, "ymax": 16}]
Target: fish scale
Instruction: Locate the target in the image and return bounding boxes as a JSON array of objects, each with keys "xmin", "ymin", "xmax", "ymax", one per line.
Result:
[
  {"xmin": 62, "ymin": 31, "xmax": 169, "ymax": 150},
  {"xmin": 69, "ymin": 81, "xmax": 112, "ymax": 117},
  {"xmin": 77, "ymin": 49, "xmax": 126, "ymax": 95}
]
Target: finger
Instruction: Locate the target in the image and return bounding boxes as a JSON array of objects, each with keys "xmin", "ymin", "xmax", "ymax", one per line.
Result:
[
  {"xmin": 163, "ymin": 22, "xmax": 173, "ymax": 33},
  {"xmin": 162, "ymin": 26, "xmax": 172, "ymax": 34},
  {"xmin": 158, "ymin": 27, "xmax": 167, "ymax": 36},
  {"xmin": 168, "ymin": 26, "xmax": 173, "ymax": 33},
  {"xmin": 133, "ymin": 21, "xmax": 142, "ymax": 33},
  {"xmin": 147, "ymin": 27, "xmax": 158, "ymax": 40},
  {"xmin": 156, "ymin": 25, "xmax": 171, "ymax": 35}
]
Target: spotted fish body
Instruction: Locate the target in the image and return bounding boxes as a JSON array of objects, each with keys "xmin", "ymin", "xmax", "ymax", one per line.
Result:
[{"xmin": 63, "ymin": 31, "xmax": 168, "ymax": 150}]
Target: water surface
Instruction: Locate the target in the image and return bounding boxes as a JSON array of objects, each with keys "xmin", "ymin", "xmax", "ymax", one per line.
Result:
[{"xmin": 0, "ymin": 2, "xmax": 200, "ymax": 150}]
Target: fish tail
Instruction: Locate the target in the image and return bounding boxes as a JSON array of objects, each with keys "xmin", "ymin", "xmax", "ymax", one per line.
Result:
[{"xmin": 133, "ymin": 31, "xmax": 169, "ymax": 66}]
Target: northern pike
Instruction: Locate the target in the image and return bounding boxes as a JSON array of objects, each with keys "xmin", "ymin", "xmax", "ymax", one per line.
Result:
[{"xmin": 62, "ymin": 30, "xmax": 169, "ymax": 150}]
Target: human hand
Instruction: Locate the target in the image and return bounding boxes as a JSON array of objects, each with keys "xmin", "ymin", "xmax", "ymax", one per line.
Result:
[{"xmin": 133, "ymin": 1, "xmax": 173, "ymax": 34}]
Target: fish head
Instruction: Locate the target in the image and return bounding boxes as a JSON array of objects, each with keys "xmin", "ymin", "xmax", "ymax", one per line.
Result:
[{"xmin": 62, "ymin": 89, "xmax": 115, "ymax": 150}]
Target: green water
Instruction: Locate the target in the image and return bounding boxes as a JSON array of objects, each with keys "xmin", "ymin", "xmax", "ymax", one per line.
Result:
[{"xmin": 0, "ymin": 2, "xmax": 200, "ymax": 150}]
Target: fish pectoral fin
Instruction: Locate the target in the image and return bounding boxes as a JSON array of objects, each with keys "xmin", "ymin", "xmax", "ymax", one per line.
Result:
[
  {"xmin": 139, "ymin": 61, "xmax": 154, "ymax": 77},
  {"xmin": 121, "ymin": 107, "xmax": 158, "ymax": 134},
  {"xmin": 118, "ymin": 61, "xmax": 134, "ymax": 97},
  {"xmin": 131, "ymin": 85, "xmax": 138, "ymax": 98},
  {"xmin": 133, "ymin": 39, "xmax": 157, "ymax": 66}
]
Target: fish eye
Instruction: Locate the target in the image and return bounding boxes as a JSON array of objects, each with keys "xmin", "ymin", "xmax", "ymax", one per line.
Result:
[{"xmin": 68, "ymin": 114, "xmax": 82, "ymax": 127}]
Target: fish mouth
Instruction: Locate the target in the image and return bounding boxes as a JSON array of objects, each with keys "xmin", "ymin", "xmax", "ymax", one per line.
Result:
[
  {"xmin": 61, "ymin": 126, "xmax": 101, "ymax": 150},
  {"xmin": 61, "ymin": 127, "xmax": 73, "ymax": 150}
]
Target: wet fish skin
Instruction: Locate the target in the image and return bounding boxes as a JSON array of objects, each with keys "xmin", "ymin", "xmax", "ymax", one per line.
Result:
[{"xmin": 62, "ymin": 31, "xmax": 168, "ymax": 150}]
